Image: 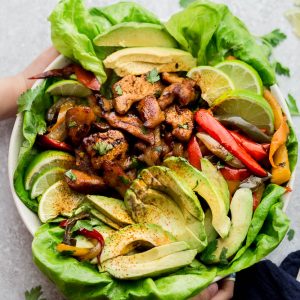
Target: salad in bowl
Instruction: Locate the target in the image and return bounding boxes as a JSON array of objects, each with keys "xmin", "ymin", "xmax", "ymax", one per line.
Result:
[{"xmin": 9, "ymin": 0, "xmax": 298, "ymax": 299}]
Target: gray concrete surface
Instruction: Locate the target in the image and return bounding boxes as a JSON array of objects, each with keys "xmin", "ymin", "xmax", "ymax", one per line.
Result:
[{"xmin": 0, "ymin": 0, "xmax": 299, "ymax": 299}]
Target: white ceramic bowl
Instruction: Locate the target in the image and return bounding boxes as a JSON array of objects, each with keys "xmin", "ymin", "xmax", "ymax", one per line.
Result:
[{"xmin": 8, "ymin": 55, "xmax": 296, "ymax": 236}]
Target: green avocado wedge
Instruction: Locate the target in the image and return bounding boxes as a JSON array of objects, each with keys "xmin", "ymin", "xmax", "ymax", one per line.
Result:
[
  {"xmin": 163, "ymin": 157, "xmax": 230, "ymax": 238},
  {"xmin": 201, "ymin": 188, "xmax": 253, "ymax": 264},
  {"xmin": 103, "ymin": 242, "xmax": 197, "ymax": 280},
  {"xmin": 94, "ymin": 22, "xmax": 177, "ymax": 47}
]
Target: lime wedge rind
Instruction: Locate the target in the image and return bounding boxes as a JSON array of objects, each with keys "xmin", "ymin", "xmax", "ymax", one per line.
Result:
[{"xmin": 46, "ymin": 80, "xmax": 92, "ymax": 97}]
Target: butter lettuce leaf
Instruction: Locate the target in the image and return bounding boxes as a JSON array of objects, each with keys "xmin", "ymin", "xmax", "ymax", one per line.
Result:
[
  {"xmin": 166, "ymin": 0, "xmax": 276, "ymax": 85},
  {"xmin": 14, "ymin": 80, "xmax": 53, "ymax": 212}
]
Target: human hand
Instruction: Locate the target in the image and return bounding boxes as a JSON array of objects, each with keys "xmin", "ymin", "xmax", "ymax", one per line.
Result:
[
  {"xmin": 191, "ymin": 275, "xmax": 235, "ymax": 300},
  {"xmin": 0, "ymin": 46, "xmax": 59, "ymax": 120}
]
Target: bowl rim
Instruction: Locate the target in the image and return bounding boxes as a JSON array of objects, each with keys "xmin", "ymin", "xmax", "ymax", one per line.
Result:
[{"xmin": 8, "ymin": 54, "xmax": 297, "ymax": 236}]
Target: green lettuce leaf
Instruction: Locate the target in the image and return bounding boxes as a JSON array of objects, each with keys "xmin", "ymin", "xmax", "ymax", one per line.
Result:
[
  {"xmin": 14, "ymin": 80, "xmax": 53, "ymax": 212},
  {"xmin": 48, "ymin": 0, "xmax": 109, "ymax": 83},
  {"xmin": 166, "ymin": 0, "xmax": 276, "ymax": 85},
  {"xmin": 287, "ymin": 124, "xmax": 298, "ymax": 172},
  {"xmin": 32, "ymin": 183, "xmax": 289, "ymax": 300}
]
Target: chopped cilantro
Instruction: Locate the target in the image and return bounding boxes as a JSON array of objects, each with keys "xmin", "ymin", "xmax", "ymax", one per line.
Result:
[
  {"xmin": 119, "ymin": 176, "xmax": 131, "ymax": 185},
  {"xmin": 178, "ymin": 123, "xmax": 189, "ymax": 129},
  {"xmin": 287, "ymin": 228, "xmax": 295, "ymax": 241},
  {"xmin": 154, "ymin": 90, "xmax": 162, "ymax": 98},
  {"xmin": 115, "ymin": 84, "xmax": 123, "ymax": 96},
  {"xmin": 93, "ymin": 141, "xmax": 113, "ymax": 156},
  {"xmin": 274, "ymin": 61, "xmax": 290, "ymax": 77},
  {"xmin": 25, "ymin": 286, "xmax": 46, "ymax": 300},
  {"xmin": 219, "ymin": 247, "xmax": 229, "ymax": 265},
  {"xmin": 68, "ymin": 120, "xmax": 78, "ymax": 128},
  {"xmin": 141, "ymin": 126, "xmax": 149, "ymax": 134},
  {"xmin": 65, "ymin": 170, "xmax": 77, "ymax": 181},
  {"xmin": 146, "ymin": 68, "xmax": 160, "ymax": 84},
  {"xmin": 225, "ymin": 153, "xmax": 234, "ymax": 162},
  {"xmin": 286, "ymin": 94, "xmax": 300, "ymax": 116},
  {"xmin": 216, "ymin": 161, "xmax": 225, "ymax": 169},
  {"xmin": 261, "ymin": 29, "xmax": 287, "ymax": 47},
  {"xmin": 154, "ymin": 146, "xmax": 163, "ymax": 153}
]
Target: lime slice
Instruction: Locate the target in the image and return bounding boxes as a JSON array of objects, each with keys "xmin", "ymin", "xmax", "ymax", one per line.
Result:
[
  {"xmin": 187, "ymin": 66, "xmax": 234, "ymax": 106},
  {"xmin": 46, "ymin": 80, "xmax": 92, "ymax": 97},
  {"xmin": 24, "ymin": 150, "xmax": 75, "ymax": 190},
  {"xmin": 30, "ymin": 167, "xmax": 67, "ymax": 199},
  {"xmin": 38, "ymin": 180, "xmax": 84, "ymax": 223},
  {"xmin": 215, "ymin": 60, "xmax": 263, "ymax": 94},
  {"xmin": 212, "ymin": 90, "xmax": 275, "ymax": 134}
]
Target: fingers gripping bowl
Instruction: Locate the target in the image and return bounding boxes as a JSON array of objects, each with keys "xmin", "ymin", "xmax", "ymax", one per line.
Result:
[{"xmin": 8, "ymin": 0, "xmax": 298, "ymax": 299}]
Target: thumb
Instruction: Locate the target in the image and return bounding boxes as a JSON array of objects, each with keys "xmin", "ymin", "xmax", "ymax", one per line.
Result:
[{"xmin": 192, "ymin": 283, "xmax": 219, "ymax": 300}]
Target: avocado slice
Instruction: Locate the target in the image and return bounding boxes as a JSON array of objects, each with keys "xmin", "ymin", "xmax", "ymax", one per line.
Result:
[
  {"xmin": 163, "ymin": 157, "xmax": 230, "ymax": 238},
  {"xmin": 100, "ymin": 223, "xmax": 175, "ymax": 263},
  {"xmin": 103, "ymin": 244, "xmax": 197, "ymax": 280},
  {"xmin": 125, "ymin": 180, "xmax": 205, "ymax": 251},
  {"xmin": 204, "ymin": 209, "xmax": 218, "ymax": 243},
  {"xmin": 103, "ymin": 47, "xmax": 197, "ymax": 72},
  {"xmin": 94, "ymin": 22, "xmax": 177, "ymax": 48},
  {"xmin": 86, "ymin": 195, "xmax": 134, "ymax": 226},
  {"xmin": 201, "ymin": 188, "xmax": 253, "ymax": 264},
  {"xmin": 90, "ymin": 209, "xmax": 121, "ymax": 230}
]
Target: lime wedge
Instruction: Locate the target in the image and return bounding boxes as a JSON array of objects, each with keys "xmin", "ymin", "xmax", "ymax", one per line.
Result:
[
  {"xmin": 187, "ymin": 66, "xmax": 234, "ymax": 106},
  {"xmin": 30, "ymin": 167, "xmax": 67, "ymax": 199},
  {"xmin": 24, "ymin": 150, "xmax": 75, "ymax": 190},
  {"xmin": 212, "ymin": 90, "xmax": 275, "ymax": 134},
  {"xmin": 215, "ymin": 60, "xmax": 263, "ymax": 94},
  {"xmin": 46, "ymin": 80, "xmax": 92, "ymax": 97},
  {"xmin": 38, "ymin": 180, "xmax": 84, "ymax": 223}
]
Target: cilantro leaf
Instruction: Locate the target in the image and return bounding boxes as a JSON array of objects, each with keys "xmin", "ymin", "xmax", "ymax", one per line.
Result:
[
  {"xmin": 200, "ymin": 240, "xmax": 217, "ymax": 262},
  {"xmin": 219, "ymin": 247, "xmax": 229, "ymax": 265},
  {"xmin": 287, "ymin": 228, "xmax": 295, "ymax": 241},
  {"xmin": 261, "ymin": 29, "xmax": 287, "ymax": 47},
  {"xmin": 179, "ymin": 0, "xmax": 196, "ymax": 8},
  {"xmin": 119, "ymin": 175, "xmax": 131, "ymax": 185},
  {"xmin": 115, "ymin": 84, "xmax": 123, "ymax": 96},
  {"xmin": 274, "ymin": 61, "xmax": 290, "ymax": 77},
  {"xmin": 286, "ymin": 94, "xmax": 300, "ymax": 116},
  {"xmin": 225, "ymin": 153, "xmax": 234, "ymax": 161},
  {"xmin": 178, "ymin": 123, "xmax": 189, "ymax": 129},
  {"xmin": 25, "ymin": 286, "xmax": 46, "ymax": 300},
  {"xmin": 68, "ymin": 120, "xmax": 78, "ymax": 128},
  {"xmin": 65, "ymin": 170, "xmax": 77, "ymax": 181},
  {"xmin": 93, "ymin": 142, "xmax": 113, "ymax": 156},
  {"xmin": 146, "ymin": 69, "xmax": 160, "ymax": 84}
]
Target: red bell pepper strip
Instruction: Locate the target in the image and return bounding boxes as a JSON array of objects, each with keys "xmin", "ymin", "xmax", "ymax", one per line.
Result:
[
  {"xmin": 220, "ymin": 166, "xmax": 250, "ymax": 181},
  {"xmin": 229, "ymin": 131, "xmax": 268, "ymax": 161},
  {"xmin": 38, "ymin": 135, "xmax": 73, "ymax": 152},
  {"xmin": 187, "ymin": 136, "xmax": 202, "ymax": 170},
  {"xmin": 195, "ymin": 110, "xmax": 267, "ymax": 177},
  {"xmin": 78, "ymin": 228, "xmax": 105, "ymax": 247},
  {"xmin": 74, "ymin": 65, "xmax": 101, "ymax": 91}
]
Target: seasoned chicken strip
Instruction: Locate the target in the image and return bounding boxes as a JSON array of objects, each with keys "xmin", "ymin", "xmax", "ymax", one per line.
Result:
[
  {"xmin": 112, "ymin": 75, "xmax": 164, "ymax": 114},
  {"xmin": 83, "ymin": 130, "xmax": 128, "ymax": 170},
  {"xmin": 165, "ymin": 105, "xmax": 194, "ymax": 142}
]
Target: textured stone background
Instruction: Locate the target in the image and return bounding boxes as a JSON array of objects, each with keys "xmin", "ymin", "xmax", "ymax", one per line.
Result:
[{"xmin": 0, "ymin": 1, "xmax": 299, "ymax": 299}]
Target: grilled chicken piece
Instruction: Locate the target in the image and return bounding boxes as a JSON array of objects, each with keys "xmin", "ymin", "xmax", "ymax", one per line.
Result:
[
  {"xmin": 161, "ymin": 72, "xmax": 185, "ymax": 84},
  {"xmin": 103, "ymin": 112, "xmax": 155, "ymax": 145},
  {"xmin": 65, "ymin": 169, "xmax": 106, "ymax": 193},
  {"xmin": 83, "ymin": 130, "xmax": 128, "ymax": 170},
  {"xmin": 75, "ymin": 147, "xmax": 94, "ymax": 173},
  {"xmin": 165, "ymin": 105, "xmax": 194, "ymax": 142},
  {"xmin": 102, "ymin": 161, "xmax": 131, "ymax": 197},
  {"xmin": 158, "ymin": 77, "xmax": 197, "ymax": 109},
  {"xmin": 137, "ymin": 95, "xmax": 165, "ymax": 128},
  {"xmin": 96, "ymin": 94, "xmax": 113, "ymax": 112},
  {"xmin": 66, "ymin": 106, "xmax": 96, "ymax": 145},
  {"xmin": 88, "ymin": 95, "xmax": 102, "ymax": 117},
  {"xmin": 92, "ymin": 120, "xmax": 111, "ymax": 132},
  {"xmin": 112, "ymin": 75, "xmax": 164, "ymax": 114}
]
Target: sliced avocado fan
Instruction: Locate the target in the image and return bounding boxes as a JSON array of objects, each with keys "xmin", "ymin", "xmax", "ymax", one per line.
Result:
[
  {"xmin": 201, "ymin": 188, "xmax": 253, "ymax": 264},
  {"xmin": 125, "ymin": 166, "xmax": 207, "ymax": 252},
  {"xmin": 163, "ymin": 157, "xmax": 231, "ymax": 238}
]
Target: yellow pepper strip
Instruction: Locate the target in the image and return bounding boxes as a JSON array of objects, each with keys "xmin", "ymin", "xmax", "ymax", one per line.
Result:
[
  {"xmin": 56, "ymin": 243, "xmax": 90, "ymax": 256},
  {"xmin": 271, "ymin": 144, "xmax": 291, "ymax": 185},
  {"xmin": 263, "ymin": 89, "xmax": 283, "ymax": 131},
  {"xmin": 226, "ymin": 55, "xmax": 237, "ymax": 60},
  {"xmin": 269, "ymin": 116, "xmax": 289, "ymax": 168}
]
